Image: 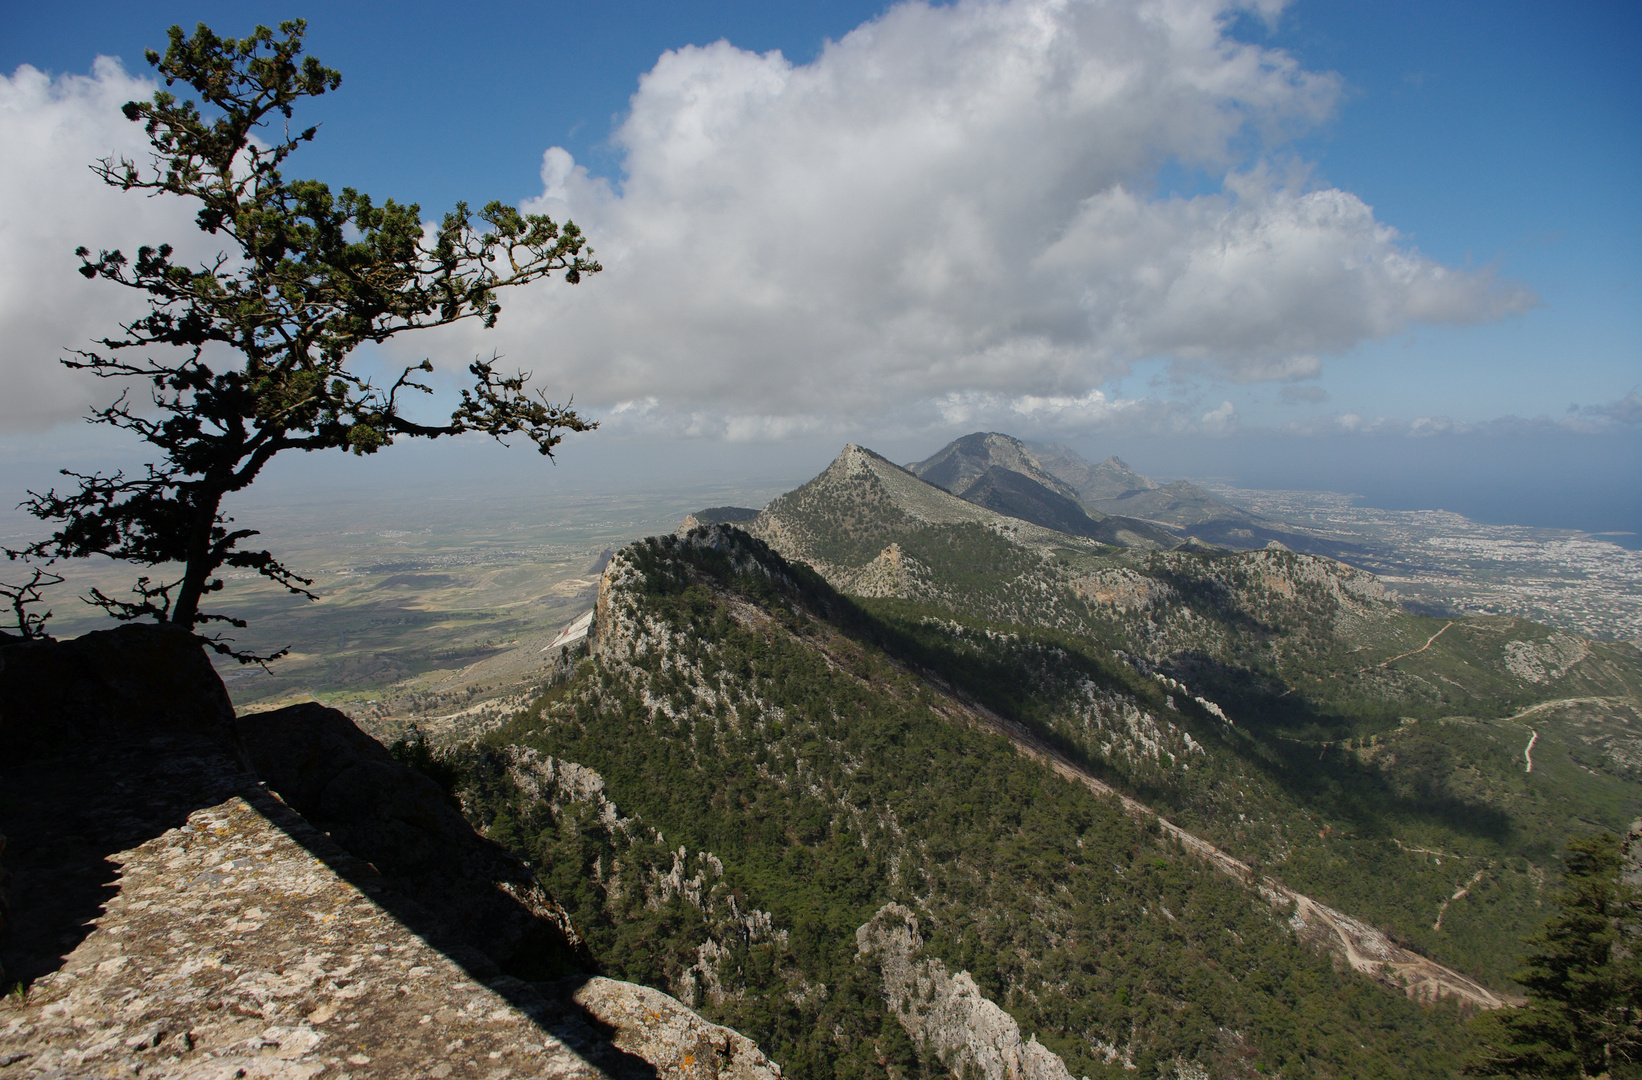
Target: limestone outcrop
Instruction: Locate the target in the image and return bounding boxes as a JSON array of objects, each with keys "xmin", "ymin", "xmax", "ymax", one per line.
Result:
[
  {"xmin": 0, "ymin": 625, "xmax": 782, "ymax": 1080},
  {"xmin": 239, "ymin": 703, "xmax": 590, "ymax": 981},
  {"xmin": 856, "ymin": 904, "xmax": 1077, "ymax": 1080}
]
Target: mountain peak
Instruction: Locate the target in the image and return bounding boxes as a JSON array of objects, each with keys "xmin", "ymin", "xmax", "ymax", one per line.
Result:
[
  {"xmin": 1026, "ymin": 445, "xmax": 1160, "ymax": 500},
  {"xmin": 832, "ymin": 442, "xmax": 895, "ymax": 472},
  {"xmin": 772, "ymin": 443, "xmax": 998, "ymax": 530},
  {"xmin": 909, "ymin": 431, "xmax": 1079, "ymax": 501}
]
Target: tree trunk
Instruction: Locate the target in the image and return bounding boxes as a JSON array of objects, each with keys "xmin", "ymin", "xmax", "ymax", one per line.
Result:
[{"xmin": 171, "ymin": 483, "xmax": 228, "ymax": 627}]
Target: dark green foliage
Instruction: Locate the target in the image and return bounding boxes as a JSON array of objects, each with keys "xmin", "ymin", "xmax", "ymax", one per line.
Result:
[
  {"xmin": 805, "ymin": 594, "xmax": 1633, "ymax": 991},
  {"xmin": 371, "ymin": 520, "xmax": 1641, "ymax": 1074},
  {"xmin": 735, "ymin": 501, "xmax": 1642, "ymax": 990},
  {"xmin": 387, "ymin": 724, "xmax": 464, "ymax": 804},
  {"xmin": 11, "ymin": 20, "xmax": 597, "ymax": 655},
  {"xmin": 433, "ymin": 531, "xmax": 1476, "ymax": 1078},
  {"xmin": 1467, "ymin": 833, "xmax": 1642, "ymax": 1078}
]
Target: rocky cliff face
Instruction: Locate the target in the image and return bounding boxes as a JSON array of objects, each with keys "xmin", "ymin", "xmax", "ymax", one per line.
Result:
[
  {"xmin": 856, "ymin": 905, "xmax": 1078, "ymax": 1080},
  {"xmin": 0, "ymin": 625, "xmax": 781, "ymax": 1080}
]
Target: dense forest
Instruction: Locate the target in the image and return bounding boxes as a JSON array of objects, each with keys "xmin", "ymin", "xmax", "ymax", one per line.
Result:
[
  {"xmin": 383, "ymin": 505, "xmax": 1642, "ymax": 1077},
  {"xmin": 404, "ymin": 530, "xmax": 1510, "ymax": 1078}
]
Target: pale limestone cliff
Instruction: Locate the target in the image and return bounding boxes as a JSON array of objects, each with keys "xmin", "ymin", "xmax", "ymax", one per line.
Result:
[
  {"xmin": 856, "ymin": 904, "xmax": 1078, "ymax": 1080},
  {"xmin": 0, "ymin": 791, "xmax": 779, "ymax": 1080},
  {"xmin": 238, "ymin": 702, "xmax": 590, "ymax": 981}
]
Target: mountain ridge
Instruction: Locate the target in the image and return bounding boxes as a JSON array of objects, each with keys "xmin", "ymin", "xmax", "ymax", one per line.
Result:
[
  {"xmin": 909, "ymin": 432, "xmax": 1088, "ymax": 505},
  {"xmin": 7, "ymin": 434, "xmax": 1641, "ymax": 1079},
  {"xmin": 746, "ymin": 443, "xmax": 1103, "ymax": 582},
  {"xmin": 732, "ymin": 445, "xmax": 1642, "ymax": 990},
  {"xmin": 907, "ymin": 431, "xmax": 1373, "ymax": 558},
  {"xmin": 1027, "ymin": 444, "xmax": 1159, "ymax": 501},
  {"xmin": 635, "ymin": 528, "xmax": 1514, "ymax": 1008},
  {"xmin": 907, "ymin": 434, "xmax": 1183, "ymax": 548},
  {"xmin": 447, "ymin": 525, "xmax": 1504, "ymax": 1075}
]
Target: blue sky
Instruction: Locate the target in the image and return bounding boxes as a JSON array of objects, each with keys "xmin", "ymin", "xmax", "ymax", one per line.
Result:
[
  {"xmin": 1245, "ymin": 1, "xmax": 1640, "ymax": 425},
  {"xmin": 1, "ymin": 1, "xmax": 1638, "ymax": 529}
]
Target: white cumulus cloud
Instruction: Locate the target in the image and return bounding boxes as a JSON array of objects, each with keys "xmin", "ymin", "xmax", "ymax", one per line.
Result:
[
  {"xmin": 0, "ymin": 57, "xmax": 220, "ymax": 430},
  {"xmin": 463, "ymin": 0, "xmax": 1532, "ymax": 433},
  {"xmin": 0, "ymin": 0, "xmax": 1536, "ymax": 439}
]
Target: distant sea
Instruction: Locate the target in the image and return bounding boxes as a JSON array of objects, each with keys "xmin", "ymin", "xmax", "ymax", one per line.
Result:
[
  {"xmin": 1336, "ymin": 480, "xmax": 1642, "ymax": 550},
  {"xmin": 1107, "ymin": 431, "xmax": 1642, "ymax": 549},
  {"xmin": 6, "ymin": 425, "xmax": 1638, "ymax": 550}
]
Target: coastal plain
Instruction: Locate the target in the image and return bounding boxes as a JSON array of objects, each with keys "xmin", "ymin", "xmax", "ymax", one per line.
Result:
[{"xmin": 7, "ymin": 472, "xmax": 1637, "ymax": 743}]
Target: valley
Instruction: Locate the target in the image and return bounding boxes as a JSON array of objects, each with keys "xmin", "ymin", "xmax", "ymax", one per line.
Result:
[{"xmin": 4, "ymin": 478, "xmax": 788, "ymax": 739}]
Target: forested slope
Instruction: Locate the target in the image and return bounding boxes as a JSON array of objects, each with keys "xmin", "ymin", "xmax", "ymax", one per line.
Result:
[
  {"xmin": 742, "ymin": 446, "xmax": 1642, "ymax": 991},
  {"xmin": 423, "ymin": 528, "xmax": 1485, "ymax": 1079},
  {"xmin": 403, "ymin": 441, "xmax": 1642, "ymax": 1079}
]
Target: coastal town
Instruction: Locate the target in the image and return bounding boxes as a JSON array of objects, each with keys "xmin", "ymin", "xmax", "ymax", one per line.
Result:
[{"xmin": 1210, "ymin": 485, "xmax": 1642, "ymax": 643}]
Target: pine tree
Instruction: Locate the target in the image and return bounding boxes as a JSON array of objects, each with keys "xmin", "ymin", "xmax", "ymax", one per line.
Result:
[
  {"xmin": 10, "ymin": 21, "xmax": 599, "ymax": 657},
  {"xmin": 1468, "ymin": 832, "xmax": 1642, "ymax": 1078}
]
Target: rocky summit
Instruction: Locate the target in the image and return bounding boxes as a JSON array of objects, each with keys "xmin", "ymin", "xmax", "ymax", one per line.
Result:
[
  {"xmin": 908, "ymin": 434, "xmax": 1180, "ymax": 548},
  {"xmin": 912, "ymin": 433, "xmax": 1364, "ymax": 555},
  {"xmin": 0, "ymin": 625, "xmax": 780, "ymax": 1080},
  {"xmin": 909, "ymin": 433, "xmax": 1084, "ymax": 504}
]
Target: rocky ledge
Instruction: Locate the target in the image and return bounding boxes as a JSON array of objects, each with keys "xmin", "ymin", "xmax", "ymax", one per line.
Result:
[{"xmin": 0, "ymin": 624, "xmax": 780, "ymax": 1080}]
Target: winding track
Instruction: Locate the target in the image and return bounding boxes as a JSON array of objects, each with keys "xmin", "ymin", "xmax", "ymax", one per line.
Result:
[
  {"xmin": 1281, "ymin": 620, "xmax": 1458, "ymax": 697},
  {"xmin": 1433, "ymin": 869, "xmax": 1488, "ymax": 932},
  {"xmin": 715, "ymin": 568, "xmax": 1524, "ymax": 1012},
  {"xmin": 900, "ymin": 659, "xmax": 1521, "ymax": 1009},
  {"xmin": 1487, "ymin": 695, "xmax": 1631, "ymax": 773},
  {"xmin": 1354, "ymin": 620, "xmax": 1455, "ymax": 675}
]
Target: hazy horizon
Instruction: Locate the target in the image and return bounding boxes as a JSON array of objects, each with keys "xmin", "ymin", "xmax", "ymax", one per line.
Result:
[
  {"xmin": 2, "ymin": 2, "xmax": 1636, "ymax": 548},
  {"xmin": 7, "ymin": 425, "xmax": 1635, "ymax": 552}
]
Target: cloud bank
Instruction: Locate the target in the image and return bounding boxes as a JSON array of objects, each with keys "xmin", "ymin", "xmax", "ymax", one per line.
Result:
[
  {"xmin": 0, "ymin": 58, "xmax": 207, "ymax": 429},
  {"xmin": 473, "ymin": 0, "xmax": 1533, "ymax": 431},
  {"xmin": 1, "ymin": 0, "xmax": 1536, "ymax": 438},
  {"xmin": 1279, "ymin": 390, "xmax": 1642, "ymax": 439}
]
